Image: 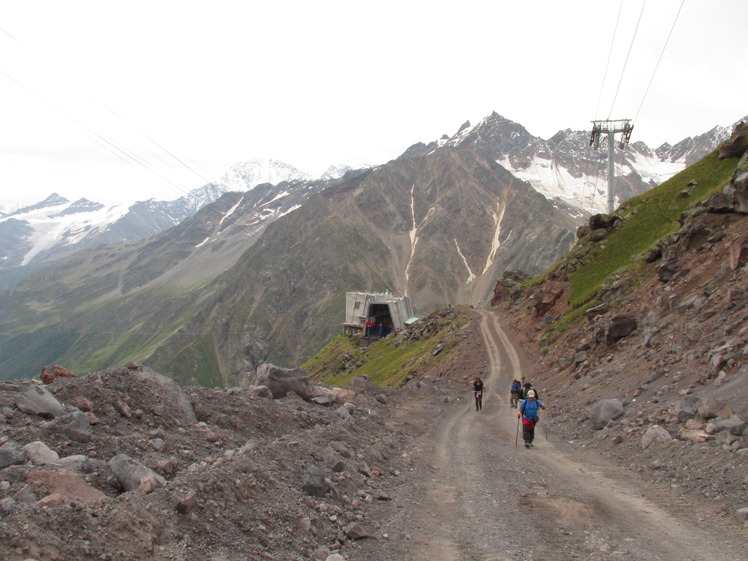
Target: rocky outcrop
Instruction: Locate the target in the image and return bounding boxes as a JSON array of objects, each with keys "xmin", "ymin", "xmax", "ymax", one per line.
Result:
[
  {"xmin": 718, "ymin": 119, "xmax": 748, "ymax": 159},
  {"xmin": 588, "ymin": 399, "xmax": 625, "ymax": 430},
  {"xmin": 109, "ymin": 454, "xmax": 166, "ymax": 492},
  {"xmin": 718, "ymin": 120, "xmax": 748, "ymax": 213},
  {"xmin": 15, "ymin": 384, "xmax": 65, "ymax": 417},
  {"xmin": 39, "ymin": 364, "xmax": 76, "ymax": 384},
  {"xmin": 252, "ymin": 363, "xmax": 312, "ymax": 400}
]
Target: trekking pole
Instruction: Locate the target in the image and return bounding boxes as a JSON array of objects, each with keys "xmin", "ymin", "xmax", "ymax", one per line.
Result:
[{"xmin": 515, "ymin": 416, "xmax": 520, "ymax": 447}]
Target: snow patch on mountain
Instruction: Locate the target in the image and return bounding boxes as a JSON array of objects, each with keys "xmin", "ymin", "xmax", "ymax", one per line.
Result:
[
  {"xmin": 627, "ymin": 151, "xmax": 686, "ymax": 185},
  {"xmin": 498, "ymin": 150, "xmax": 690, "ymax": 214},
  {"xmin": 6, "ymin": 201, "xmax": 129, "ymax": 266},
  {"xmin": 498, "ymin": 156, "xmax": 609, "ymax": 213}
]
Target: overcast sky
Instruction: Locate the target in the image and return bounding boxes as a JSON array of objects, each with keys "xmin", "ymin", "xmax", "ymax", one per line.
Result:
[{"xmin": 1, "ymin": 0, "xmax": 746, "ymax": 208}]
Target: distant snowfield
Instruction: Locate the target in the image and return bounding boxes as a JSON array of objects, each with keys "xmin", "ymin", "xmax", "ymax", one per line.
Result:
[
  {"xmin": 499, "ymin": 154, "xmax": 687, "ymax": 214},
  {"xmin": 4, "ymin": 203, "xmax": 129, "ymax": 266},
  {"xmin": 627, "ymin": 152, "xmax": 685, "ymax": 185}
]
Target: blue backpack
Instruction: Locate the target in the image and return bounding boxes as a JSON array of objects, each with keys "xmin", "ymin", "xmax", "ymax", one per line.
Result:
[{"xmin": 520, "ymin": 399, "xmax": 540, "ymax": 422}]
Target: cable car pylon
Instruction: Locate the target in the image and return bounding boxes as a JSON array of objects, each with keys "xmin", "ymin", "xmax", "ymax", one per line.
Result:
[{"xmin": 590, "ymin": 119, "xmax": 633, "ymax": 213}]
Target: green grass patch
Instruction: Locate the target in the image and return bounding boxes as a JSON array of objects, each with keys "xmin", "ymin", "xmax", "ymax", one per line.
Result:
[
  {"xmin": 305, "ymin": 320, "xmax": 461, "ymax": 388},
  {"xmin": 567, "ymin": 151, "xmax": 738, "ymax": 307},
  {"xmin": 303, "ymin": 334, "xmax": 359, "ymax": 379}
]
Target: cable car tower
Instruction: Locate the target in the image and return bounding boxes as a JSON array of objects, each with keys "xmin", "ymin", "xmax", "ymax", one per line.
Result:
[{"xmin": 590, "ymin": 119, "xmax": 634, "ymax": 213}]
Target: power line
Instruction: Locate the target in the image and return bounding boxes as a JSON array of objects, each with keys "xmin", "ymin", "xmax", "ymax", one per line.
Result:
[
  {"xmin": 594, "ymin": 0, "xmax": 625, "ymax": 120},
  {"xmin": 607, "ymin": 0, "xmax": 648, "ymax": 120},
  {"xmin": 633, "ymin": 0, "xmax": 685, "ymax": 123},
  {"xmin": 1, "ymin": 62, "xmax": 311, "ymax": 241},
  {"xmin": 0, "ymin": 68, "xmax": 200, "ymax": 201},
  {"xmin": 0, "ymin": 25, "xmax": 214, "ymax": 200}
]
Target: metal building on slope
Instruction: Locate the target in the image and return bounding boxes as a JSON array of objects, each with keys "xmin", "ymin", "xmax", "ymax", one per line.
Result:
[{"xmin": 343, "ymin": 292, "xmax": 417, "ymax": 337}]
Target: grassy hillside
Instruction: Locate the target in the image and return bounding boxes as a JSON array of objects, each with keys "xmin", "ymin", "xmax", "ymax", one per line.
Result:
[
  {"xmin": 303, "ymin": 308, "xmax": 473, "ymax": 387},
  {"xmin": 511, "ymin": 149, "xmax": 741, "ymax": 343},
  {"xmin": 567, "ymin": 151, "xmax": 738, "ymax": 308}
]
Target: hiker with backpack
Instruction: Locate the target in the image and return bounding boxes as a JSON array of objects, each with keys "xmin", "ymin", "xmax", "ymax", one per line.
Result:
[
  {"xmin": 510, "ymin": 379, "xmax": 522, "ymax": 408},
  {"xmin": 473, "ymin": 377, "xmax": 485, "ymax": 411},
  {"xmin": 518, "ymin": 390, "xmax": 544, "ymax": 448},
  {"xmin": 522, "ymin": 381, "xmax": 539, "ymax": 400}
]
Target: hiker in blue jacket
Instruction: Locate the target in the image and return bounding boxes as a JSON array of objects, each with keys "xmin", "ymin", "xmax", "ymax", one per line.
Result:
[
  {"xmin": 510, "ymin": 379, "xmax": 522, "ymax": 408},
  {"xmin": 518, "ymin": 390, "xmax": 545, "ymax": 448}
]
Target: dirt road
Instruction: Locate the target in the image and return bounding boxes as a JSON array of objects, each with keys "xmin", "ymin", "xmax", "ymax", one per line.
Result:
[{"xmin": 355, "ymin": 309, "xmax": 746, "ymax": 561}]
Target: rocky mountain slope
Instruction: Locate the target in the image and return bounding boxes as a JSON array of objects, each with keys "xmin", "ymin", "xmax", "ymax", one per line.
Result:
[
  {"xmin": 0, "ymin": 127, "xmax": 580, "ymax": 384},
  {"xmin": 414, "ymin": 112, "xmax": 738, "ymax": 214}
]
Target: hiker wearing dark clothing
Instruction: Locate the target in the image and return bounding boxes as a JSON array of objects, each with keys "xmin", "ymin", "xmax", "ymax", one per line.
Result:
[
  {"xmin": 473, "ymin": 377, "xmax": 484, "ymax": 411},
  {"xmin": 518, "ymin": 390, "xmax": 545, "ymax": 448},
  {"xmin": 510, "ymin": 379, "xmax": 522, "ymax": 408},
  {"xmin": 522, "ymin": 382, "xmax": 539, "ymax": 400}
]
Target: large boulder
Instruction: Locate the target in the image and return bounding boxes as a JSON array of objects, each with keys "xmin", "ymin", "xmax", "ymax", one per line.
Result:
[
  {"xmin": 254, "ymin": 364, "xmax": 312, "ymax": 400},
  {"xmin": 58, "ymin": 410, "xmax": 93, "ymax": 442},
  {"xmin": 712, "ymin": 415, "xmax": 747, "ymax": 436},
  {"xmin": 23, "ymin": 441, "xmax": 60, "ymax": 465},
  {"xmin": 588, "ymin": 399, "xmax": 625, "ymax": 430},
  {"xmin": 15, "ymin": 384, "xmax": 65, "ymax": 418},
  {"xmin": 642, "ymin": 424, "xmax": 672, "ymax": 449},
  {"xmin": 604, "ymin": 315, "xmax": 638, "ymax": 344},
  {"xmin": 109, "ymin": 454, "xmax": 166, "ymax": 492},
  {"xmin": 133, "ymin": 368, "xmax": 197, "ymax": 424},
  {"xmin": 585, "ymin": 302, "xmax": 610, "ymax": 321},
  {"xmin": 696, "ymin": 397, "xmax": 725, "ymax": 420},
  {"xmin": 301, "ymin": 465, "xmax": 328, "ymax": 497},
  {"xmin": 0, "ymin": 441, "xmax": 26, "ymax": 468}
]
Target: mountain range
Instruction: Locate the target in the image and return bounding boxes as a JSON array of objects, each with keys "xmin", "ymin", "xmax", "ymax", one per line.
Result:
[
  {"xmin": 0, "ymin": 159, "xmax": 349, "ymax": 291},
  {"xmin": 0, "ymin": 113, "xmax": 740, "ymax": 383},
  {"xmin": 0, "ymin": 115, "xmax": 736, "ymax": 292}
]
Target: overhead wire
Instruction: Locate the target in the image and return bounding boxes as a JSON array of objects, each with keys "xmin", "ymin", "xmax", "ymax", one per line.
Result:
[
  {"xmin": 0, "ymin": 24, "xmax": 215, "ymax": 202},
  {"xmin": 633, "ymin": 0, "xmax": 686, "ymax": 123},
  {"xmin": 0, "ymin": 49, "xmax": 287, "ymax": 255},
  {"xmin": 1, "ymin": 57, "xmax": 317, "ymax": 247},
  {"xmin": 607, "ymin": 0, "xmax": 648, "ymax": 120},
  {"xmin": 594, "ymin": 0, "xmax": 625, "ymax": 120},
  {"xmin": 0, "ymin": 23, "xmax": 280, "ymax": 243},
  {"xmin": 0, "ymin": 67, "xmax": 185, "ymax": 192}
]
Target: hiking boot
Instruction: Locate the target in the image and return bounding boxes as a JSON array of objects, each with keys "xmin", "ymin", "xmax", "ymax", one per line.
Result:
[{"xmin": 524, "ymin": 442, "xmax": 530, "ymax": 448}]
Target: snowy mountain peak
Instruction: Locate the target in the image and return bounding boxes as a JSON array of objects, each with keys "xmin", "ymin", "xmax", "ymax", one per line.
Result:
[
  {"xmin": 10, "ymin": 193, "xmax": 70, "ymax": 217},
  {"xmin": 217, "ymin": 159, "xmax": 310, "ymax": 193},
  {"xmin": 320, "ymin": 164, "xmax": 353, "ymax": 180},
  {"xmin": 53, "ymin": 198, "xmax": 106, "ymax": 217}
]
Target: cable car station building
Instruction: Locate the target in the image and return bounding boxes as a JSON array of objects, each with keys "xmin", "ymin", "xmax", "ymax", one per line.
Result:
[{"xmin": 343, "ymin": 292, "xmax": 417, "ymax": 337}]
